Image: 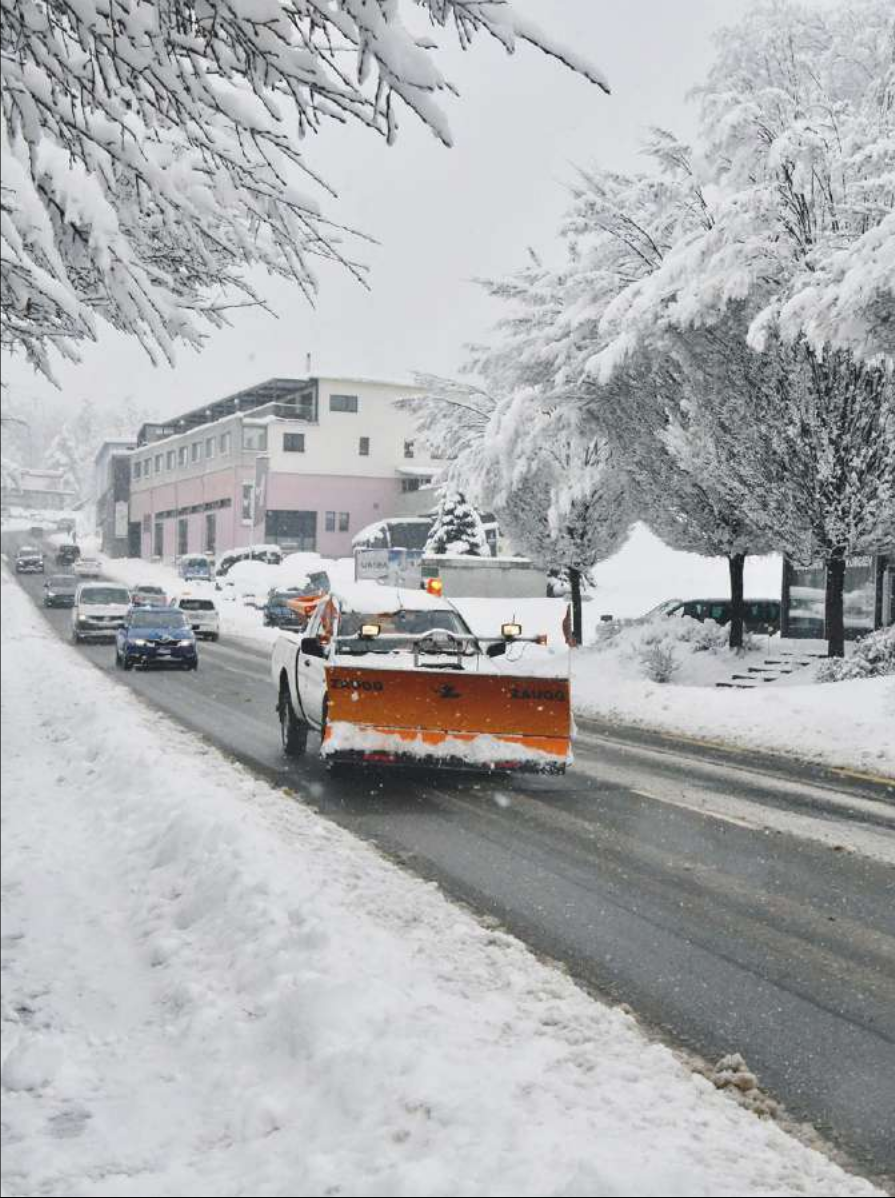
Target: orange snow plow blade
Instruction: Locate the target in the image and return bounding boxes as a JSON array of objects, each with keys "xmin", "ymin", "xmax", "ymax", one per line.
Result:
[{"xmin": 322, "ymin": 665, "xmax": 572, "ymax": 772}]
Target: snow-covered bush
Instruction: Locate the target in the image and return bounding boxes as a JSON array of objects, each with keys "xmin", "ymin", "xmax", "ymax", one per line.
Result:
[
  {"xmin": 639, "ymin": 614, "xmax": 729, "ymax": 653},
  {"xmin": 816, "ymin": 627, "xmax": 895, "ymax": 683},
  {"xmin": 639, "ymin": 641, "xmax": 679, "ymax": 683}
]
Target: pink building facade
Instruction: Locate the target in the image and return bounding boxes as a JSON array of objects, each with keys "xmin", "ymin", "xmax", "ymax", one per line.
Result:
[{"xmin": 126, "ymin": 377, "xmax": 436, "ymax": 562}]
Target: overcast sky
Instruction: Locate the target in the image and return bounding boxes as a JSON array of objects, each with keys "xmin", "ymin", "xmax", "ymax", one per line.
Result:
[{"xmin": 3, "ymin": 0, "xmax": 755, "ymax": 426}]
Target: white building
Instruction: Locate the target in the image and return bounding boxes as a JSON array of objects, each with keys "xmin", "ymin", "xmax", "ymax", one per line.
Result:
[{"xmin": 128, "ymin": 376, "xmax": 438, "ymax": 559}]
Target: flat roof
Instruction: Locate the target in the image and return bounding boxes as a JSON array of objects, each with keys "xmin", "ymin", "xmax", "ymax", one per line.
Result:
[{"xmin": 136, "ymin": 375, "xmax": 421, "ymax": 446}]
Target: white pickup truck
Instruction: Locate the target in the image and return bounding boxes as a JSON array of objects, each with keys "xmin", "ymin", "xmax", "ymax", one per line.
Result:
[{"xmin": 270, "ymin": 582, "xmax": 572, "ymax": 773}]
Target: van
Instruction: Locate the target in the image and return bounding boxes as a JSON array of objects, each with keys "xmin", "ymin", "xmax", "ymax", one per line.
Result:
[
  {"xmin": 667, "ymin": 599, "xmax": 781, "ymax": 634},
  {"xmin": 72, "ymin": 582, "xmax": 132, "ymax": 642}
]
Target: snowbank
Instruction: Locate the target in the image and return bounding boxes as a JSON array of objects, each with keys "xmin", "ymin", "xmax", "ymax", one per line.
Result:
[
  {"xmin": 0, "ymin": 570, "xmax": 880, "ymax": 1197},
  {"xmin": 570, "ymin": 617, "xmax": 895, "ymax": 777}
]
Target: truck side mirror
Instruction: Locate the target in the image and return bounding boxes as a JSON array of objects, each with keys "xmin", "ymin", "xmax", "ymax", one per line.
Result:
[{"xmin": 300, "ymin": 636, "xmax": 324, "ymax": 658}]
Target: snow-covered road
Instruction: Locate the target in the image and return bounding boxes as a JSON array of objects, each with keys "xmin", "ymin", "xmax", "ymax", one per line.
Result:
[{"xmin": 3, "ymin": 556, "xmax": 894, "ymax": 1195}]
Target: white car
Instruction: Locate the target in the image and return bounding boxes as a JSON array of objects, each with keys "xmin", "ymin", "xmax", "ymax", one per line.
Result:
[
  {"xmin": 74, "ymin": 557, "xmax": 102, "ymax": 578},
  {"xmin": 170, "ymin": 593, "xmax": 220, "ymax": 641},
  {"xmin": 72, "ymin": 582, "xmax": 132, "ymax": 643}
]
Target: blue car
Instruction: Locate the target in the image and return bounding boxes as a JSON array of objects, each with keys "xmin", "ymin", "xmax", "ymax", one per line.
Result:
[{"xmin": 116, "ymin": 608, "xmax": 199, "ymax": 671}]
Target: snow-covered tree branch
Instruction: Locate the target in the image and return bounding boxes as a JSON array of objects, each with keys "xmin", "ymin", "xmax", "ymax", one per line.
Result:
[{"xmin": 0, "ymin": 0, "xmax": 609, "ymax": 380}]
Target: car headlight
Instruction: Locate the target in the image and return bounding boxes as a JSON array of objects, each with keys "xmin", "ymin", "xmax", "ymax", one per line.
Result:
[
  {"xmin": 178, "ymin": 638, "xmax": 193, "ymax": 647},
  {"xmin": 77, "ymin": 616, "xmax": 88, "ymax": 624},
  {"xmin": 131, "ymin": 638, "xmax": 147, "ymax": 646}
]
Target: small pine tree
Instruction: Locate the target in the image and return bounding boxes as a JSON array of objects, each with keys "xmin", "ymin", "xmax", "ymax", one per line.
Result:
[{"xmin": 425, "ymin": 490, "xmax": 490, "ymax": 557}]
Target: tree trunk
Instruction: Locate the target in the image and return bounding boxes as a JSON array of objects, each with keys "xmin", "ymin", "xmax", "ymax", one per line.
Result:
[
  {"xmin": 568, "ymin": 565, "xmax": 583, "ymax": 648},
  {"xmin": 825, "ymin": 550, "xmax": 847, "ymax": 658},
  {"xmin": 727, "ymin": 552, "xmax": 746, "ymax": 650}
]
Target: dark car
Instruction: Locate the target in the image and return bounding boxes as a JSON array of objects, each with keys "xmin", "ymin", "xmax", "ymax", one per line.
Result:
[
  {"xmin": 55, "ymin": 543, "xmax": 81, "ymax": 567},
  {"xmin": 15, "ymin": 545, "xmax": 45, "ymax": 573},
  {"xmin": 263, "ymin": 573, "xmax": 331, "ymax": 629},
  {"xmin": 116, "ymin": 608, "xmax": 198, "ymax": 671},
  {"xmin": 667, "ymin": 598, "xmax": 781, "ymax": 634},
  {"xmin": 131, "ymin": 584, "xmax": 168, "ymax": 607},
  {"xmin": 263, "ymin": 588, "xmax": 307, "ymax": 629},
  {"xmin": 43, "ymin": 574, "xmax": 78, "ymax": 608}
]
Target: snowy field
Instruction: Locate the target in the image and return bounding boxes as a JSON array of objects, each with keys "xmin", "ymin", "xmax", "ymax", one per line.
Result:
[
  {"xmin": 75, "ymin": 528, "xmax": 894, "ymax": 778},
  {"xmin": 0, "ymin": 567, "xmax": 883, "ymax": 1198}
]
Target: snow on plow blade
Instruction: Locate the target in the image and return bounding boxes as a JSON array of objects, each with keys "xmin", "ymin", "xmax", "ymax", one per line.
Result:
[{"xmin": 322, "ymin": 665, "xmax": 572, "ymax": 772}]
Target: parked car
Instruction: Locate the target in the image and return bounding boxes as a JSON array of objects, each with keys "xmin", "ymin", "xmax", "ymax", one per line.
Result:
[
  {"xmin": 43, "ymin": 574, "xmax": 78, "ymax": 608},
  {"xmin": 74, "ymin": 558, "xmax": 102, "ymax": 578},
  {"xmin": 15, "ymin": 545, "xmax": 44, "ymax": 574},
  {"xmin": 116, "ymin": 607, "xmax": 198, "ymax": 670},
  {"xmin": 215, "ymin": 544, "xmax": 283, "ymax": 580},
  {"xmin": 264, "ymin": 572, "xmax": 331, "ymax": 629},
  {"xmin": 264, "ymin": 588, "xmax": 308, "ymax": 630},
  {"xmin": 71, "ymin": 583, "xmax": 132, "ymax": 642},
  {"xmin": 55, "ymin": 543, "xmax": 81, "ymax": 567},
  {"xmin": 131, "ymin": 584, "xmax": 168, "ymax": 607},
  {"xmin": 666, "ymin": 598, "xmax": 781, "ymax": 634},
  {"xmin": 170, "ymin": 593, "xmax": 220, "ymax": 640}
]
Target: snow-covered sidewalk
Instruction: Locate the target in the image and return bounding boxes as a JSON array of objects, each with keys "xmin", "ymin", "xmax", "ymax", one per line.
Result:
[{"xmin": 0, "ymin": 571, "xmax": 882, "ymax": 1196}]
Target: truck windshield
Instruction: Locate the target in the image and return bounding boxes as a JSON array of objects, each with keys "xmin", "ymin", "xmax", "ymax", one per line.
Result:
[
  {"xmin": 337, "ymin": 608, "xmax": 471, "ymax": 653},
  {"xmin": 81, "ymin": 588, "xmax": 130, "ymax": 605},
  {"xmin": 129, "ymin": 610, "xmax": 189, "ymax": 629}
]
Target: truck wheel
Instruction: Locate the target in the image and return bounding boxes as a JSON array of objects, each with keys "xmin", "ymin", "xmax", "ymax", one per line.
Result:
[
  {"xmin": 209, "ymin": 633, "xmax": 219, "ymax": 642},
  {"xmin": 278, "ymin": 682, "xmax": 308, "ymax": 758}
]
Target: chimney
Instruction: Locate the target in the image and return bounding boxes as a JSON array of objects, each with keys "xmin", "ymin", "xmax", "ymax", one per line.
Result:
[{"xmin": 305, "ymin": 352, "xmax": 312, "ymax": 376}]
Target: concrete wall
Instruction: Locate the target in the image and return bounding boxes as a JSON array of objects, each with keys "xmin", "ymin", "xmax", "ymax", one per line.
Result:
[{"xmin": 426, "ymin": 556, "xmax": 547, "ymax": 599}]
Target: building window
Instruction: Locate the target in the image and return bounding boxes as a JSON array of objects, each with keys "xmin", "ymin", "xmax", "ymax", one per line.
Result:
[
  {"xmin": 205, "ymin": 437, "xmax": 215, "ymax": 460},
  {"xmin": 359, "ymin": 436, "xmax": 370, "ymax": 456},
  {"xmin": 178, "ymin": 446, "xmax": 188, "ymax": 467},
  {"xmin": 401, "ymin": 476, "xmax": 432, "ymax": 493},
  {"xmin": 220, "ymin": 431, "xmax": 231, "ymax": 455},
  {"xmin": 166, "ymin": 449, "xmax": 176, "ymax": 470},
  {"xmin": 330, "ymin": 394, "xmax": 358, "ymax": 413},
  {"xmin": 205, "ymin": 512, "xmax": 216, "ymax": 554},
  {"xmin": 133, "ymin": 460, "xmax": 142, "ymax": 480},
  {"xmin": 154, "ymin": 454, "xmax": 163, "ymax": 474},
  {"xmin": 141, "ymin": 513, "xmax": 151, "ymax": 533},
  {"xmin": 177, "ymin": 517, "xmax": 188, "ymax": 556},
  {"xmin": 283, "ymin": 432, "xmax": 305, "ymax": 453},
  {"xmin": 241, "ymin": 482, "xmax": 253, "ymax": 524},
  {"xmin": 338, "ymin": 512, "xmax": 350, "ymax": 532},
  {"xmin": 265, "ymin": 509, "xmax": 316, "ymax": 551},
  {"xmin": 242, "ymin": 426, "xmax": 267, "ymax": 451},
  {"xmin": 153, "ymin": 521, "xmax": 164, "ymax": 558},
  {"xmin": 325, "ymin": 510, "xmax": 336, "ymax": 532},
  {"xmin": 191, "ymin": 442, "xmax": 201, "ymax": 463},
  {"xmin": 404, "ymin": 440, "xmax": 415, "ymax": 459}
]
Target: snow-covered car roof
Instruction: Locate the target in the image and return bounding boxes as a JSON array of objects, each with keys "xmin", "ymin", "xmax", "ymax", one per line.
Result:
[{"xmin": 331, "ymin": 582, "xmax": 457, "ymax": 614}]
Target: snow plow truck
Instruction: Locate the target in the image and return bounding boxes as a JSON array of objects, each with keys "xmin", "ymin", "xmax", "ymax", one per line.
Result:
[{"xmin": 270, "ymin": 583, "xmax": 572, "ymax": 773}]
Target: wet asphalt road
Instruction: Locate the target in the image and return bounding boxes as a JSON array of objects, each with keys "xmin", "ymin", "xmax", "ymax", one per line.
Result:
[{"xmin": 6, "ymin": 536, "xmax": 895, "ymax": 1184}]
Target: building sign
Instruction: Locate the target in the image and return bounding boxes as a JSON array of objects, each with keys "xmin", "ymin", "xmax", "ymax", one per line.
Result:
[
  {"xmin": 355, "ymin": 548, "xmax": 389, "ymax": 581},
  {"xmin": 253, "ymin": 455, "xmax": 269, "ymax": 530},
  {"xmin": 114, "ymin": 501, "xmax": 128, "ymax": 538},
  {"xmin": 355, "ymin": 547, "xmax": 423, "ymax": 587}
]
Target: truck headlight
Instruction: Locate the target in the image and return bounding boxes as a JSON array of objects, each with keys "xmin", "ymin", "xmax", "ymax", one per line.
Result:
[{"xmin": 178, "ymin": 638, "xmax": 193, "ymax": 647}]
